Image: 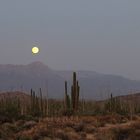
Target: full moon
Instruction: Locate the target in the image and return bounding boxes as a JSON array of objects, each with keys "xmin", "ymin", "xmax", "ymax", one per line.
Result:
[{"xmin": 32, "ymin": 47, "xmax": 40, "ymax": 54}]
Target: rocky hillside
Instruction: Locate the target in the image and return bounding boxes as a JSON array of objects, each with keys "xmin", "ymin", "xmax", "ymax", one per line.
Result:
[{"xmin": 0, "ymin": 62, "xmax": 140, "ymax": 99}]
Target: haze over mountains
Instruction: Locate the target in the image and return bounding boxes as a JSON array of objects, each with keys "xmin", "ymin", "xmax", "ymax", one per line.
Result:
[{"xmin": 0, "ymin": 61, "xmax": 140, "ymax": 100}]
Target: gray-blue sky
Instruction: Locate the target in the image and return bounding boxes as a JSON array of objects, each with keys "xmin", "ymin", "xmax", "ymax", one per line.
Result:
[{"xmin": 0, "ymin": 0, "xmax": 140, "ymax": 80}]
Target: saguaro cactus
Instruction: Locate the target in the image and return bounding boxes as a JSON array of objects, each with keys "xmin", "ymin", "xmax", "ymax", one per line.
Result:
[
  {"xmin": 39, "ymin": 88, "xmax": 43, "ymax": 117},
  {"xmin": 64, "ymin": 72, "xmax": 80, "ymax": 115},
  {"xmin": 71, "ymin": 72, "xmax": 80, "ymax": 112},
  {"xmin": 65, "ymin": 81, "xmax": 71, "ymax": 111},
  {"xmin": 110, "ymin": 93, "xmax": 113, "ymax": 112}
]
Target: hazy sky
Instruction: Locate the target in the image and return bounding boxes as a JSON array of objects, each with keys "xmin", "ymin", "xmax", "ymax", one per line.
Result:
[{"xmin": 0, "ymin": 0, "xmax": 140, "ymax": 80}]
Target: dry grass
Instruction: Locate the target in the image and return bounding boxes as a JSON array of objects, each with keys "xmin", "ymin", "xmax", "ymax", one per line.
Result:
[
  {"xmin": 0, "ymin": 91, "xmax": 139, "ymax": 139},
  {"xmin": 0, "ymin": 115, "xmax": 138, "ymax": 140}
]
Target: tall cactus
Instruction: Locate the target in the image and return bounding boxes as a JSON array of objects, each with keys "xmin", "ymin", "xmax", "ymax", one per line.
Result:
[
  {"xmin": 110, "ymin": 93, "xmax": 113, "ymax": 112},
  {"xmin": 71, "ymin": 72, "xmax": 80, "ymax": 112},
  {"xmin": 65, "ymin": 81, "xmax": 71, "ymax": 111},
  {"xmin": 39, "ymin": 88, "xmax": 43, "ymax": 117},
  {"xmin": 64, "ymin": 72, "xmax": 80, "ymax": 115}
]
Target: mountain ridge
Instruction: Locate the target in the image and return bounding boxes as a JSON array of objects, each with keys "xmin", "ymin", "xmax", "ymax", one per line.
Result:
[{"xmin": 0, "ymin": 61, "xmax": 140, "ymax": 100}]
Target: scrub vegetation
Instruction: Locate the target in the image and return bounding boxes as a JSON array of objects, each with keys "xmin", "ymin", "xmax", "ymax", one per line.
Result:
[{"xmin": 0, "ymin": 72, "xmax": 140, "ymax": 140}]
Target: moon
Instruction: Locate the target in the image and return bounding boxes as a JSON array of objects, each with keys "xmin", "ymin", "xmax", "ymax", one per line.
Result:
[{"xmin": 32, "ymin": 47, "xmax": 40, "ymax": 54}]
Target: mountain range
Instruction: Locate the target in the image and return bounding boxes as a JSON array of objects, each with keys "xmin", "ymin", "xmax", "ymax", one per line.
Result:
[{"xmin": 0, "ymin": 61, "xmax": 140, "ymax": 100}]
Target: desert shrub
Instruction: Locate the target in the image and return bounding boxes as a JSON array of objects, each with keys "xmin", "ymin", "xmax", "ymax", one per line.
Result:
[
  {"xmin": 73, "ymin": 122, "xmax": 85, "ymax": 132},
  {"xmin": 104, "ymin": 96, "xmax": 129, "ymax": 115},
  {"xmin": 0, "ymin": 98, "xmax": 21, "ymax": 121},
  {"xmin": 16, "ymin": 136, "xmax": 32, "ymax": 140},
  {"xmin": 110, "ymin": 127, "xmax": 135, "ymax": 140},
  {"xmin": 55, "ymin": 130, "xmax": 69, "ymax": 140},
  {"xmin": 95, "ymin": 127, "xmax": 135, "ymax": 140}
]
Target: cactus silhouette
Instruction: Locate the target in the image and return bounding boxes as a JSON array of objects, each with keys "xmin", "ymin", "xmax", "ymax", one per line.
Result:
[
  {"xmin": 71, "ymin": 72, "xmax": 80, "ymax": 112},
  {"xmin": 64, "ymin": 72, "xmax": 80, "ymax": 115}
]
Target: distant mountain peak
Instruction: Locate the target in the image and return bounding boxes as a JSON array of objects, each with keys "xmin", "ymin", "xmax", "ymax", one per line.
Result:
[
  {"xmin": 27, "ymin": 61, "xmax": 52, "ymax": 72},
  {"xmin": 28, "ymin": 61, "xmax": 46, "ymax": 66}
]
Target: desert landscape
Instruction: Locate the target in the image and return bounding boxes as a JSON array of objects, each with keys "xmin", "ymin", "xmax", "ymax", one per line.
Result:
[
  {"xmin": 1, "ymin": 1, "xmax": 140, "ymax": 139},
  {"xmin": 0, "ymin": 91, "xmax": 140, "ymax": 140},
  {"xmin": 0, "ymin": 72, "xmax": 139, "ymax": 140}
]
